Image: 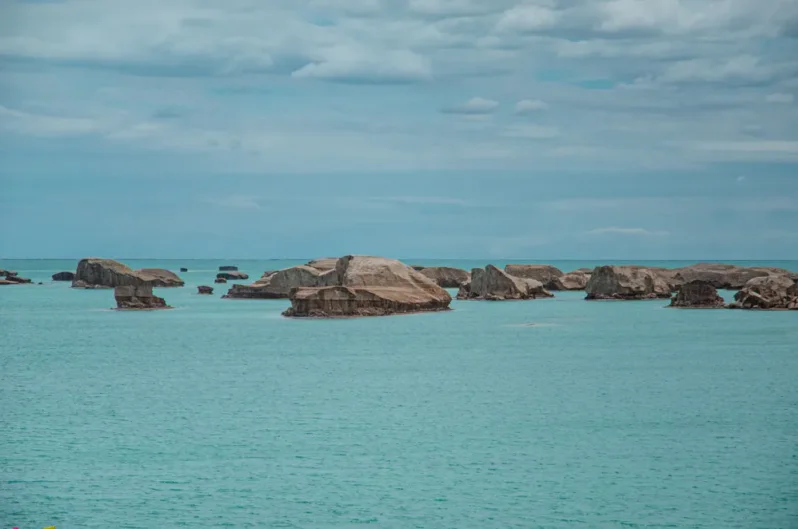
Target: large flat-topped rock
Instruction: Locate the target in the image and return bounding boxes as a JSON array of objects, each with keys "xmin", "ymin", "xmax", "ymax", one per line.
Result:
[
  {"xmin": 458, "ymin": 265, "xmax": 553, "ymax": 300},
  {"xmin": 586, "ymin": 265, "xmax": 671, "ymax": 300},
  {"xmin": 72, "ymin": 258, "xmax": 184, "ymax": 288}
]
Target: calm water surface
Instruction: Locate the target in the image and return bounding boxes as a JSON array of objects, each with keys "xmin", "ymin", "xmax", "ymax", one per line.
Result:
[{"xmin": 2, "ymin": 259, "xmax": 797, "ymax": 528}]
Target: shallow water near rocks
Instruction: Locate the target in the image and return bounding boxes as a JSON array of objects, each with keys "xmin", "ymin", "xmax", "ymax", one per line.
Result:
[{"xmin": 2, "ymin": 259, "xmax": 798, "ymax": 528}]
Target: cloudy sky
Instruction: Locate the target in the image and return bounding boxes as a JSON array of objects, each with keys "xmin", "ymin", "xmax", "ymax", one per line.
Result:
[{"xmin": 1, "ymin": 0, "xmax": 797, "ymax": 259}]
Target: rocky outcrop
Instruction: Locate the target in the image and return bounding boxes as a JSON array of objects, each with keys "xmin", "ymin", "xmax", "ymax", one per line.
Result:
[
  {"xmin": 729, "ymin": 275, "xmax": 798, "ymax": 310},
  {"xmin": 52, "ymin": 271, "xmax": 75, "ymax": 281},
  {"xmin": 114, "ymin": 285, "xmax": 170, "ymax": 310},
  {"xmin": 458, "ymin": 265, "xmax": 553, "ymax": 300},
  {"xmin": 216, "ymin": 271, "xmax": 249, "ymax": 281},
  {"xmin": 669, "ymin": 280, "xmax": 726, "ymax": 308},
  {"xmin": 284, "ymin": 255, "xmax": 451, "ymax": 317},
  {"xmin": 214, "ymin": 277, "xmax": 227, "ymax": 284},
  {"xmin": 560, "ymin": 270, "xmax": 590, "ymax": 290},
  {"xmin": 72, "ymin": 258, "xmax": 184, "ymax": 288},
  {"xmin": 198, "ymin": 286, "xmax": 214, "ymax": 295},
  {"xmin": 219, "ymin": 265, "xmax": 238, "ymax": 271},
  {"xmin": 306, "ymin": 258, "xmax": 339, "ymax": 272},
  {"xmin": 225, "ymin": 265, "xmax": 325, "ymax": 299},
  {"xmin": 417, "ymin": 266, "xmax": 471, "ymax": 288},
  {"xmin": 585, "ymin": 266, "xmax": 672, "ymax": 300},
  {"xmin": 504, "ymin": 264, "xmax": 564, "ymax": 289},
  {"xmin": 0, "ymin": 269, "xmax": 32, "ymax": 284},
  {"xmin": 180, "ymin": 267, "xmax": 188, "ymax": 272},
  {"xmin": 668, "ymin": 263, "xmax": 794, "ymax": 290}
]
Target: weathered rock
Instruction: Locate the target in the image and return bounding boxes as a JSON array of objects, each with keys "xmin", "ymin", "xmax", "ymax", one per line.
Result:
[
  {"xmin": 219, "ymin": 265, "xmax": 239, "ymax": 271},
  {"xmin": 284, "ymin": 255, "xmax": 451, "ymax": 317},
  {"xmin": 458, "ymin": 265, "xmax": 553, "ymax": 300},
  {"xmin": 306, "ymin": 258, "xmax": 339, "ymax": 272},
  {"xmin": 669, "ymin": 280, "xmax": 726, "ymax": 308},
  {"xmin": 52, "ymin": 271, "xmax": 75, "ymax": 281},
  {"xmin": 225, "ymin": 265, "xmax": 323, "ymax": 299},
  {"xmin": 3, "ymin": 275, "xmax": 32, "ymax": 284},
  {"xmin": 198, "ymin": 286, "xmax": 214, "ymax": 295},
  {"xmin": 669, "ymin": 263, "xmax": 794, "ymax": 290},
  {"xmin": 214, "ymin": 277, "xmax": 228, "ymax": 284},
  {"xmin": 418, "ymin": 266, "xmax": 471, "ymax": 288},
  {"xmin": 585, "ymin": 266, "xmax": 672, "ymax": 300},
  {"xmin": 560, "ymin": 270, "xmax": 590, "ymax": 290},
  {"xmin": 730, "ymin": 275, "xmax": 798, "ymax": 310},
  {"xmin": 505, "ymin": 264, "xmax": 564, "ymax": 290},
  {"xmin": 72, "ymin": 258, "xmax": 184, "ymax": 288},
  {"xmin": 2, "ymin": 270, "xmax": 18, "ymax": 277},
  {"xmin": 114, "ymin": 285, "xmax": 170, "ymax": 310},
  {"xmin": 216, "ymin": 271, "xmax": 249, "ymax": 281},
  {"xmin": 0, "ymin": 279, "xmax": 15, "ymax": 285},
  {"xmin": 180, "ymin": 267, "xmax": 188, "ymax": 272}
]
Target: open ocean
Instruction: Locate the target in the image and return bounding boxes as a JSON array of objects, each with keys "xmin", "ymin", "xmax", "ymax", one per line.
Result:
[{"xmin": 2, "ymin": 259, "xmax": 797, "ymax": 529}]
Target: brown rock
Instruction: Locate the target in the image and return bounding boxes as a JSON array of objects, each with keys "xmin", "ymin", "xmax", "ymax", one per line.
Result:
[
  {"xmin": 72, "ymin": 258, "xmax": 184, "ymax": 288},
  {"xmin": 585, "ymin": 266, "xmax": 672, "ymax": 300},
  {"xmin": 284, "ymin": 255, "xmax": 451, "ymax": 317},
  {"xmin": 136, "ymin": 269, "xmax": 185, "ymax": 287},
  {"xmin": 52, "ymin": 271, "xmax": 75, "ymax": 281},
  {"xmin": 505, "ymin": 264, "xmax": 564, "ymax": 290},
  {"xmin": 458, "ymin": 265, "xmax": 553, "ymax": 300},
  {"xmin": 732, "ymin": 275, "xmax": 798, "ymax": 310},
  {"xmin": 669, "ymin": 263, "xmax": 794, "ymax": 290},
  {"xmin": 560, "ymin": 270, "xmax": 591, "ymax": 290},
  {"xmin": 224, "ymin": 265, "xmax": 324, "ymax": 299},
  {"xmin": 417, "ymin": 266, "xmax": 471, "ymax": 288},
  {"xmin": 216, "ymin": 271, "xmax": 249, "ymax": 281},
  {"xmin": 306, "ymin": 258, "xmax": 339, "ymax": 272},
  {"xmin": 214, "ymin": 277, "xmax": 228, "ymax": 284},
  {"xmin": 669, "ymin": 280, "xmax": 725, "ymax": 308},
  {"xmin": 114, "ymin": 285, "xmax": 170, "ymax": 310},
  {"xmin": 0, "ymin": 279, "xmax": 14, "ymax": 285},
  {"xmin": 219, "ymin": 265, "xmax": 239, "ymax": 271},
  {"xmin": 198, "ymin": 286, "xmax": 214, "ymax": 295},
  {"xmin": 4, "ymin": 275, "xmax": 32, "ymax": 284}
]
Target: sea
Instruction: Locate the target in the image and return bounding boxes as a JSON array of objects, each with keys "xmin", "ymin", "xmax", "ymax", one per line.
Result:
[{"xmin": 2, "ymin": 259, "xmax": 797, "ymax": 529}]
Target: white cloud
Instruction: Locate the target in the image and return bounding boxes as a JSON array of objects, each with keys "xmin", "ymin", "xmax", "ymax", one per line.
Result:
[
  {"xmin": 653, "ymin": 55, "xmax": 778, "ymax": 84},
  {"xmin": 291, "ymin": 48, "xmax": 432, "ymax": 83},
  {"xmin": 496, "ymin": 5, "xmax": 560, "ymax": 33},
  {"xmin": 407, "ymin": 0, "xmax": 505, "ymax": 18},
  {"xmin": 586, "ymin": 227, "xmax": 669, "ymax": 236},
  {"xmin": 441, "ymin": 97, "xmax": 499, "ymax": 114},
  {"xmin": 766, "ymin": 92, "xmax": 794, "ymax": 103},
  {"xmin": 514, "ymin": 99, "xmax": 548, "ymax": 113}
]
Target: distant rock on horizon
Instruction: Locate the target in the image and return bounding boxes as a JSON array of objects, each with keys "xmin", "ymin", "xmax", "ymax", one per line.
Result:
[{"xmin": 458, "ymin": 265, "xmax": 553, "ymax": 301}]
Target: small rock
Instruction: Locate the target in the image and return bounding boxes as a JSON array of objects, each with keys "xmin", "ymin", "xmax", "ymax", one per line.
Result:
[
  {"xmin": 52, "ymin": 271, "xmax": 75, "ymax": 281},
  {"xmin": 217, "ymin": 271, "xmax": 249, "ymax": 280},
  {"xmin": 215, "ymin": 277, "xmax": 228, "ymax": 284},
  {"xmin": 180, "ymin": 267, "xmax": 188, "ymax": 272},
  {"xmin": 669, "ymin": 280, "xmax": 725, "ymax": 308},
  {"xmin": 114, "ymin": 285, "xmax": 170, "ymax": 310},
  {"xmin": 198, "ymin": 285, "xmax": 214, "ymax": 295},
  {"xmin": 219, "ymin": 265, "xmax": 239, "ymax": 271}
]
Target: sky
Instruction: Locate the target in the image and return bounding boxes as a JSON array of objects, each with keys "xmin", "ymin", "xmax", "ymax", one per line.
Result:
[{"xmin": 1, "ymin": 0, "xmax": 797, "ymax": 259}]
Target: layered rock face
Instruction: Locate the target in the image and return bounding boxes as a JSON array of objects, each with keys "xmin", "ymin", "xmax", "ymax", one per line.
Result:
[
  {"xmin": 458, "ymin": 265, "xmax": 553, "ymax": 300},
  {"xmin": 52, "ymin": 271, "xmax": 75, "ymax": 281},
  {"xmin": 417, "ymin": 266, "xmax": 471, "ymax": 288},
  {"xmin": 216, "ymin": 271, "xmax": 249, "ymax": 281},
  {"xmin": 114, "ymin": 285, "xmax": 170, "ymax": 310},
  {"xmin": 198, "ymin": 286, "xmax": 214, "ymax": 295},
  {"xmin": 585, "ymin": 266, "xmax": 672, "ymax": 300},
  {"xmin": 284, "ymin": 256, "xmax": 451, "ymax": 317},
  {"xmin": 730, "ymin": 275, "xmax": 798, "ymax": 310},
  {"xmin": 1, "ymin": 269, "xmax": 32, "ymax": 284},
  {"xmin": 504, "ymin": 265, "xmax": 564, "ymax": 290},
  {"xmin": 72, "ymin": 258, "xmax": 184, "ymax": 288},
  {"xmin": 225, "ymin": 265, "xmax": 327, "ymax": 299},
  {"xmin": 668, "ymin": 263, "xmax": 794, "ymax": 290},
  {"xmin": 560, "ymin": 270, "xmax": 590, "ymax": 290},
  {"xmin": 669, "ymin": 280, "xmax": 726, "ymax": 308}
]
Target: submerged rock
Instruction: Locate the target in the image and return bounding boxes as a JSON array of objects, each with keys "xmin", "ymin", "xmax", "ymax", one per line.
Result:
[
  {"xmin": 729, "ymin": 275, "xmax": 798, "ymax": 310},
  {"xmin": 114, "ymin": 285, "xmax": 170, "ymax": 310},
  {"xmin": 284, "ymin": 255, "xmax": 451, "ymax": 318},
  {"xmin": 52, "ymin": 271, "xmax": 75, "ymax": 281},
  {"xmin": 225, "ymin": 265, "xmax": 323, "ymax": 299},
  {"xmin": 669, "ymin": 280, "xmax": 726, "ymax": 308},
  {"xmin": 417, "ymin": 266, "xmax": 471, "ymax": 288},
  {"xmin": 585, "ymin": 266, "xmax": 671, "ymax": 300},
  {"xmin": 216, "ymin": 271, "xmax": 249, "ymax": 281},
  {"xmin": 458, "ymin": 265, "xmax": 553, "ymax": 300},
  {"xmin": 72, "ymin": 258, "xmax": 184, "ymax": 288},
  {"xmin": 219, "ymin": 265, "xmax": 239, "ymax": 271},
  {"xmin": 214, "ymin": 277, "xmax": 228, "ymax": 284},
  {"xmin": 198, "ymin": 285, "xmax": 214, "ymax": 295}
]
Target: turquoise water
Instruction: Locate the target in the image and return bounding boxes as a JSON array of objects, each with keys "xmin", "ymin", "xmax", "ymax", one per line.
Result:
[{"xmin": 2, "ymin": 259, "xmax": 798, "ymax": 529}]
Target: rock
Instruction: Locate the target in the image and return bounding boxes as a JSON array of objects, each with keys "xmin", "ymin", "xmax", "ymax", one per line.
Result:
[
  {"xmin": 306, "ymin": 258, "xmax": 339, "ymax": 272},
  {"xmin": 216, "ymin": 271, "xmax": 249, "ymax": 281},
  {"xmin": 114, "ymin": 285, "xmax": 170, "ymax": 310},
  {"xmin": 214, "ymin": 277, "xmax": 228, "ymax": 284},
  {"xmin": 505, "ymin": 264, "xmax": 565, "ymax": 290},
  {"xmin": 198, "ymin": 285, "xmax": 214, "ymax": 295},
  {"xmin": 219, "ymin": 265, "xmax": 239, "ymax": 271},
  {"xmin": 560, "ymin": 270, "xmax": 590, "ymax": 290},
  {"xmin": 0, "ymin": 279, "xmax": 14, "ymax": 285},
  {"xmin": 52, "ymin": 271, "xmax": 75, "ymax": 281},
  {"xmin": 180, "ymin": 267, "xmax": 188, "ymax": 272},
  {"xmin": 72, "ymin": 258, "xmax": 184, "ymax": 288},
  {"xmin": 732, "ymin": 275, "xmax": 798, "ymax": 310},
  {"xmin": 224, "ymin": 265, "xmax": 323, "ymax": 299},
  {"xmin": 669, "ymin": 280, "xmax": 726, "ymax": 308},
  {"xmin": 669, "ymin": 263, "xmax": 794, "ymax": 290},
  {"xmin": 585, "ymin": 266, "xmax": 672, "ymax": 300},
  {"xmin": 284, "ymin": 255, "xmax": 451, "ymax": 318},
  {"xmin": 458, "ymin": 265, "xmax": 553, "ymax": 300},
  {"xmin": 2, "ymin": 270, "xmax": 18, "ymax": 277},
  {"xmin": 417, "ymin": 266, "xmax": 471, "ymax": 288}
]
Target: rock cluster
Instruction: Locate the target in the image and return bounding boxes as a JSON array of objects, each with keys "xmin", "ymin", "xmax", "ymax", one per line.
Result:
[
  {"xmin": 52, "ymin": 271, "xmax": 75, "ymax": 281},
  {"xmin": 1, "ymin": 269, "xmax": 32, "ymax": 284},
  {"xmin": 72, "ymin": 258, "xmax": 184, "ymax": 288},
  {"xmin": 216, "ymin": 271, "xmax": 249, "ymax": 281},
  {"xmin": 669, "ymin": 280, "xmax": 726, "ymax": 308},
  {"xmin": 225, "ymin": 265, "xmax": 330, "ymax": 299},
  {"xmin": 729, "ymin": 275, "xmax": 798, "ymax": 310},
  {"xmin": 114, "ymin": 285, "xmax": 170, "ymax": 310},
  {"xmin": 284, "ymin": 256, "xmax": 451, "ymax": 317},
  {"xmin": 585, "ymin": 266, "xmax": 671, "ymax": 300},
  {"xmin": 504, "ymin": 264, "xmax": 590, "ymax": 291},
  {"xmin": 458, "ymin": 265, "xmax": 553, "ymax": 300},
  {"xmin": 198, "ymin": 286, "xmax": 214, "ymax": 295},
  {"xmin": 667, "ymin": 263, "xmax": 794, "ymax": 290},
  {"xmin": 417, "ymin": 266, "xmax": 471, "ymax": 288}
]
